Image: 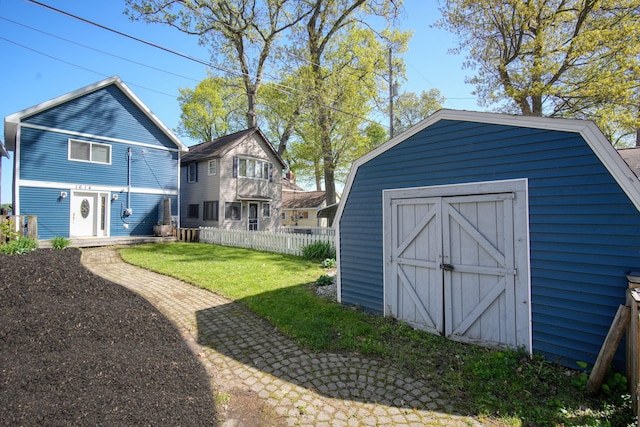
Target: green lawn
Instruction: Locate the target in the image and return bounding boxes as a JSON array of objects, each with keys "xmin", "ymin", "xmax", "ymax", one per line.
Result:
[{"xmin": 120, "ymin": 242, "xmax": 633, "ymax": 426}]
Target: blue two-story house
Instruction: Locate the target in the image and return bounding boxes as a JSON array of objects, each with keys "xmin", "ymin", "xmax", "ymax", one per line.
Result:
[{"xmin": 3, "ymin": 76, "xmax": 188, "ymax": 242}]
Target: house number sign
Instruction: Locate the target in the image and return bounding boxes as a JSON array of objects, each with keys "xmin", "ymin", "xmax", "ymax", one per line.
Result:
[{"xmin": 80, "ymin": 199, "xmax": 90, "ymax": 218}]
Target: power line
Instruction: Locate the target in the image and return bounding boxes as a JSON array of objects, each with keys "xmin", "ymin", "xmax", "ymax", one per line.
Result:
[
  {"xmin": 23, "ymin": 0, "xmax": 392, "ymax": 129},
  {"xmin": 0, "ymin": 35, "xmax": 179, "ymax": 99},
  {"xmin": 0, "ymin": 16, "xmax": 200, "ymax": 84}
]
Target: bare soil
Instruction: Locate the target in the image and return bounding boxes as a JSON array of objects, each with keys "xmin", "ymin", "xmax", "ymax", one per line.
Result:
[{"xmin": 0, "ymin": 248, "xmax": 218, "ymax": 426}]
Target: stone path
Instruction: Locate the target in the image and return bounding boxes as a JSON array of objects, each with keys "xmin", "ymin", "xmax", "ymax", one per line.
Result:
[{"xmin": 81, "ymin": 246, "xmax": 483, "ymax": 426}]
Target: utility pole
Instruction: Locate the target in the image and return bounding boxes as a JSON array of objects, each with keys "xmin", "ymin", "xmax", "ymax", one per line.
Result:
[{"xmin": 389, "ymin": 47, "xmax": 394, "ymax": 139}]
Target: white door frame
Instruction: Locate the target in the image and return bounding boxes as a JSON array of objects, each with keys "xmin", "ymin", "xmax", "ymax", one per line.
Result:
[
  {"xmin": 382, "ymin": 178, "xmax": 531, "ymax": 352},
  {"xmin": 70, "ymin": 190, "xmax": 110, "ymax": 238}
]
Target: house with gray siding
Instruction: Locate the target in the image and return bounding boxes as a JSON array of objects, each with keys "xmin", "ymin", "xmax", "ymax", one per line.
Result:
[
  {"xmin": 180, "ymin": 127, "xmax": 285, "ymax": 231},
  {"xmin": 3, "ymin": 76, "xmax": 187, "ymax": 241},
  {"xmin": 333, "ymin": 109, "xmax": 640, "ymax": 370}
]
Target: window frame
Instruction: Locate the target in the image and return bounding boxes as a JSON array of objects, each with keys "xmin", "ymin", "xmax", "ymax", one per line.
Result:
[
  {"xmin": 237, "ymin": 156, "xmax": 272, "ymax": 181},
  {"xmin": 203, "ymin": 200, "xmax": 218, "ymax": 221},
  {"xmin": 208, "ymin": 159, "xmax": 217, "ymax": 176},
  {"xmin": 187, "ymin": 163, "xmax": 197, "ymax": 183},
  {"xmin": 224, "ymin": 202, "xmax": 242, "ymax": 221},
  {"xmin": 262, "ymin": 202, "xmax": 271, "ymax": 218},
  {"xmin": 68, "ymin": 139, "xmax": 111, "ymax": 165},
  {"xmin": 187, "ymin": 203, "xmax": 199, "ymax": 218}
]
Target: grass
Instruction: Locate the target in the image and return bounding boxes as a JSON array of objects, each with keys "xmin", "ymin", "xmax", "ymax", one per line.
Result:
[{"xmin": 120, "ymin": 242, "xmax": 634, "ymax": 426}]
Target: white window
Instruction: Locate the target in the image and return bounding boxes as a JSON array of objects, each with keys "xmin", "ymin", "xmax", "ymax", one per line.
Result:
[
  {"xmin": 187, "ymin": 163, "xmax": 197, "ymax": 183},
  {"xmin": 69, "ymin": 139, "xmax": 111, "ymax": 164},
  {"xmin": 208, "ymin": 160, "xmax": 217, "ymax": 176},
  {"xmin": 225, "ymin": 202, "xmax": 242, "ymax": 220},
  {"xmin": 237, "ymin": 157, "xmax": 271, "ymax": 180}
]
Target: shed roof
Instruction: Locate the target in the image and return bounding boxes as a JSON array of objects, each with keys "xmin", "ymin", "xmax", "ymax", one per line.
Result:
[
  {"xmin": 334, "ymin": 109, "xmax": 640, "ymax": 227},
  {"xmin": 182, "ymin": 127, "xmax": 286, "ymax": 168},
  {"xmin": 3, "ymin": 76, "xmax": 187, "ymax": 152}
]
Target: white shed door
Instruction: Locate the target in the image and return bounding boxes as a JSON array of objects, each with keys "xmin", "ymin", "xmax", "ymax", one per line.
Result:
[{"xmin": 384, "ymin": 181, "xmax": 530, "ymax": 351}]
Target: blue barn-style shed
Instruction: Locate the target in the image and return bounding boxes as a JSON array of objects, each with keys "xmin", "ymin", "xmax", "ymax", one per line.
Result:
[
  {"xmin": 4, "ymin": 76, "xmax": 188, "ymax": 241},
  {"xmin": 334, "ymin": 109, "xmax": 640, "ymax": 369}
]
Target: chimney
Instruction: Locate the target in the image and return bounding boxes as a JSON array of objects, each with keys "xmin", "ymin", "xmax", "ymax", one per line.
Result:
[{"xmin": 285, "ymin": 170, "xmax": 295, "ymax": 184}]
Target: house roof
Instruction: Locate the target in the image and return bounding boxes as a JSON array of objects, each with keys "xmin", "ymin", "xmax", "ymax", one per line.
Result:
[
  {"xmin": 282, "ymin": 191, "xmax": 327, "ymax": 210},
  {"xmin": 333, "ymin": 109, "xmax": 640, "ymax": 227},
  {"xmin": 619, "ymin": 147, "xmax": 640, "ymax": 178},
  {"xmin": 0, "ymin": 139, "xmax": 8, "ymax": 158},
  {"xmin": 3, "ymin": 76, "xmax": 188, "ymax": 152},
  {"xmin": 182, "ymin": 127, "xmax": 286, "ymax": 168}
]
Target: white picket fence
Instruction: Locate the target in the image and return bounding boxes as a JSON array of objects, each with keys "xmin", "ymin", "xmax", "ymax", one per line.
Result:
[{"xmin": 199, "ymin": 227, "xmax": 335, "ymax": 256}]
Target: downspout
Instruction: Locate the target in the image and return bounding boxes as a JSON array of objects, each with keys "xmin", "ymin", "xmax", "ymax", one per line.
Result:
[{"xmin": 127, "ymin": 147, "xmax": 132, "ymax": 210}]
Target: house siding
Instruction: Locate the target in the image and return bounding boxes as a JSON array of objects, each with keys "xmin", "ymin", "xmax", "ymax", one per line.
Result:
[
  {"xmin": 339, "ymin": 119, "xmax": 640, "ymax": 368},
  {"xmin": 10, "ymin": 78, "xmax": 182, "ymax": 241},
  {"xmin": 22, "ymin": 85, "xmax": 177, "ymax": 150},
  {"xmin": 181, "ymin": 133, "xmax": 282, "ymax": 231}
]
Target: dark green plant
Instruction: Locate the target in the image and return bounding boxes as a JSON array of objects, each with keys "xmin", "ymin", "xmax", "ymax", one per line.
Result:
[
  {"xmin": 0, "ymin": 237, "xmax": 38, "ymax": 255},
  {"xmin": 301, "ymin": 241, "xmax": 335, "ymax": 261},
  {"xmin": 316, "ymin": 274, "xmax": 334, "ymax": 286},
  {"xmin": 51, "ymin": 237, "xmax": 71, "ymax": 250}
]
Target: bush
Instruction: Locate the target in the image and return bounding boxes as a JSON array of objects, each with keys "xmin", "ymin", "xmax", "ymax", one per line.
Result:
[
  {"xmin": 51, "ymin": 237, "xmax": 71, "ymax": 250},
  {"xmin": 301, "ymin": 240, "xmax": 335, "ymax": 261},
  {"xmin": 321, "ymin": 258, "xmax": 336, "ymax": 268},
  {"xmin": 0, "ymin": 237, "xmax": 38, "ymax": 255}
]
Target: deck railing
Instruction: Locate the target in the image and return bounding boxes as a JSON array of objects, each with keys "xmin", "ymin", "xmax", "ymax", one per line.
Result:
[{"xmin": 198, "ymin": 227, "xmax": 335, "ymax": 256}]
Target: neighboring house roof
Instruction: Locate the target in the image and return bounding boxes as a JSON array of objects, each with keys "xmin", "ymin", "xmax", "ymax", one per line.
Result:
[
  {"xmin": 3, "ymin": 75, "xmax": 187, "ymax": 153},
  {"xmin": 282, "ymin": 177, "xmax": 305, "ymax": 192},
  {"xmin": 334, "ymin": 109, "xmax": 640, "ymax": 226},
  {"xmin": 619, "ymin": 147, "xmax": 640, "ymax": 178},
  {"xmin": 282, "ymin": 191, "xmax": 327, "ymax": 210},
  {"xmin": 182, "ymin": 127, "xmax": 286, "ymax": 168},
  {"xmin": 0, "ymin": 139, "xmax": 8, "ymax": 158}
]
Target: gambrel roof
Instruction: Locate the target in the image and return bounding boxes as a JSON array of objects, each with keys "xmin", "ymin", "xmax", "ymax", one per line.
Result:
[{"xmin": 4, "ymin": 76, "xmax": 187, "ymax": 152}]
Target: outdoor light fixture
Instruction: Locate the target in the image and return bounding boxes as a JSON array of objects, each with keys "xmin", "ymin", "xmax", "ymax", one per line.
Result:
[
  {"xmin": 112, "ymin": 193, "xmax": 119, "ymax": 201},
  {"xmin": 59, "ymin": 191, "xmax": 68, "ymax": 199}
]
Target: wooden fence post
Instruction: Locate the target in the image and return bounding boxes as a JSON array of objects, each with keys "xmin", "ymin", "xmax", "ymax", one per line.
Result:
[{"xmin": 26, "ymin": 216, "xmax": 38, "ymax": 240}]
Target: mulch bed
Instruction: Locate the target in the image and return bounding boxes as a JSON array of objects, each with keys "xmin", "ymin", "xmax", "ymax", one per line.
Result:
[{"xmin": 0, "ymin": 248, "xmax": 217, "ymax": 426}]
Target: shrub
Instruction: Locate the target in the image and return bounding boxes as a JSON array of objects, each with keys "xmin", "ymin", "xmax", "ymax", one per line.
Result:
[
  {"xmin": 321, "ymin": 258, "xmax": 336, "ymax": 268},
  {"xmin": 301, "ymin": 240, "xmax": 335, "ymax": 261},
  {"xmin": 316, "ymin": 274, "xmax": 335, "ymax": 286},
  {"xmin": 0, "ymin": 219, "xmax": 19, "ymax": 242},
  {"xmin": 51, "ymin": 237, "xmax": 71, "ymax": 250},
  {"xmin": 0, "ymin": 237, "xmax": 38, "ymax": 255}
]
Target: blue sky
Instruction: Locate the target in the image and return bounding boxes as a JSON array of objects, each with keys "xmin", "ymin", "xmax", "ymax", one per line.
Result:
[{"xmin": 0, "ymin": 0, "xmax": 479, "ymax": 203}]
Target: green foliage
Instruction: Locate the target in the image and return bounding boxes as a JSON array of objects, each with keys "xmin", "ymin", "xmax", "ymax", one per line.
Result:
[
  {"xmin": 0, "ymin": 219, "xmax": 19, "ymax": 242},
  {"xmin": 393, "ymin": 89, "xmax": 445, "ymax": 135},
  {"xmin": 301, "ymin": 241, "xmax": 335, "ymax": 261},
  {"xmin": 321, "ymin": 258, "xmax": 336, "ymax": 268},
  {"xmin": 0, "ymin": 237, "xmax": 38, "ymax": 255},
  {"xmin": 121, "ymin": 242, "xmax": 634, "ymax": 426},
  {"xmin": 50, "ymin": 237, "xmax": 71, "ymax": 250},
  {"xmin": 316, "ymin": 274, "xmax": 334, "ymax": 286}
]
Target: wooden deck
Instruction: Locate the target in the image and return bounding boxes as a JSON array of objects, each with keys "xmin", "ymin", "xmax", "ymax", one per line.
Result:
[{"xmin": 38, "ymin": 236, "xmax": 177, "ymax": 249}]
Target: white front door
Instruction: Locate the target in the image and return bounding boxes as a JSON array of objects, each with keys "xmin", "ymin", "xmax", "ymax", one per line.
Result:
[
  {"xmin": 384, "ymin": 180, "xmax": 531, "ymax": 351},
  {"xmin": 70, "ymin": 191, "xmax": 108, "ymax": 238}
]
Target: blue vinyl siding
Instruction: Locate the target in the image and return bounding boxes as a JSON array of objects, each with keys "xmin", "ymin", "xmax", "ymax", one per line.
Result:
[
  {"xmin": 110, "ymin": 193, "xmax": 177, "ymax": 237},
  {"xmin": 340, "ymin": 119, "xmax": 640, "ymax": 368},
  {"xmin": 19, "ymin": 187, "xmax": 71, "ymax": 239},
  {"xmin": 23, "ymin": 85, "xmax": 177, "ymax": 150}
]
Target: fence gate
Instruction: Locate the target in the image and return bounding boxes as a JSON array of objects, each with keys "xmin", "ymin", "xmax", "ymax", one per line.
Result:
[{"xmin": 383, "ymin": 180, "xmax": 531, "ymax": 351}]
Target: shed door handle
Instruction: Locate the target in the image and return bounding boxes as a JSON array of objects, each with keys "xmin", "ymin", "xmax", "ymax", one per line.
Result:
[{"xmin": 440, "ymin": 263, "xmax": 455, "ymax": 271}]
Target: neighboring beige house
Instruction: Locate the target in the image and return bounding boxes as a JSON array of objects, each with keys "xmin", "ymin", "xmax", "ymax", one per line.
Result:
[
  {"xmin": 180, "ymin": 127, "xmax": 285, "ymax": 231},
  {"xmin": 620, "ymin": 147, "xmax": 640, "ymax": 178},
  {"xmin": 281, "ymin": 172, "xmax": 332, "ymax": 228}
]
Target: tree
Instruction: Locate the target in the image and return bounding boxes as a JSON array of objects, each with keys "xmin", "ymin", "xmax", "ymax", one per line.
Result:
[
  {"xmin": 126, "ymin": 0, "xmax": 309, "ymax": 128},
  {"xmin": 393, "ymin": 89, "xmax": 444, "ymax": 134},
  {"xmin": 176, "ymin": 75, "xmax": 246, "ymax": 141},
  {"xmin": 298, "ymin": 0, "xmax": 405, "ymax": 204},
  {"xmin": 437, "ymin": 0, "xmax": 640, "ymax": 144}
]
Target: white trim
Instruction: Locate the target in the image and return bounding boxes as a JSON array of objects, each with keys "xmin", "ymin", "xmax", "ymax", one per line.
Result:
[
  {"xmin": 68, "ymin": 138, "xmax": 112, "ymax": 165},
  {"xmin": 19, "ymin": 179, "xmax": 178, "ymax": 196},
  {"xmin": 69, "ymin": 190, "xmax": 111, "ymax": 238},
  {"xmin": 4, "ymin": 76, "xmax": 188, "ymax": 152},
  {"xmin": 208, "ymin": 159, "xmax": 217, "ymax": 176},
  {"xmin": 18, "ymin": 123, "xmax": 181, "ymax": 153},
  {"xmin": 334, "ymin": 109, "xmax": 640, "ymax": 226}
]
